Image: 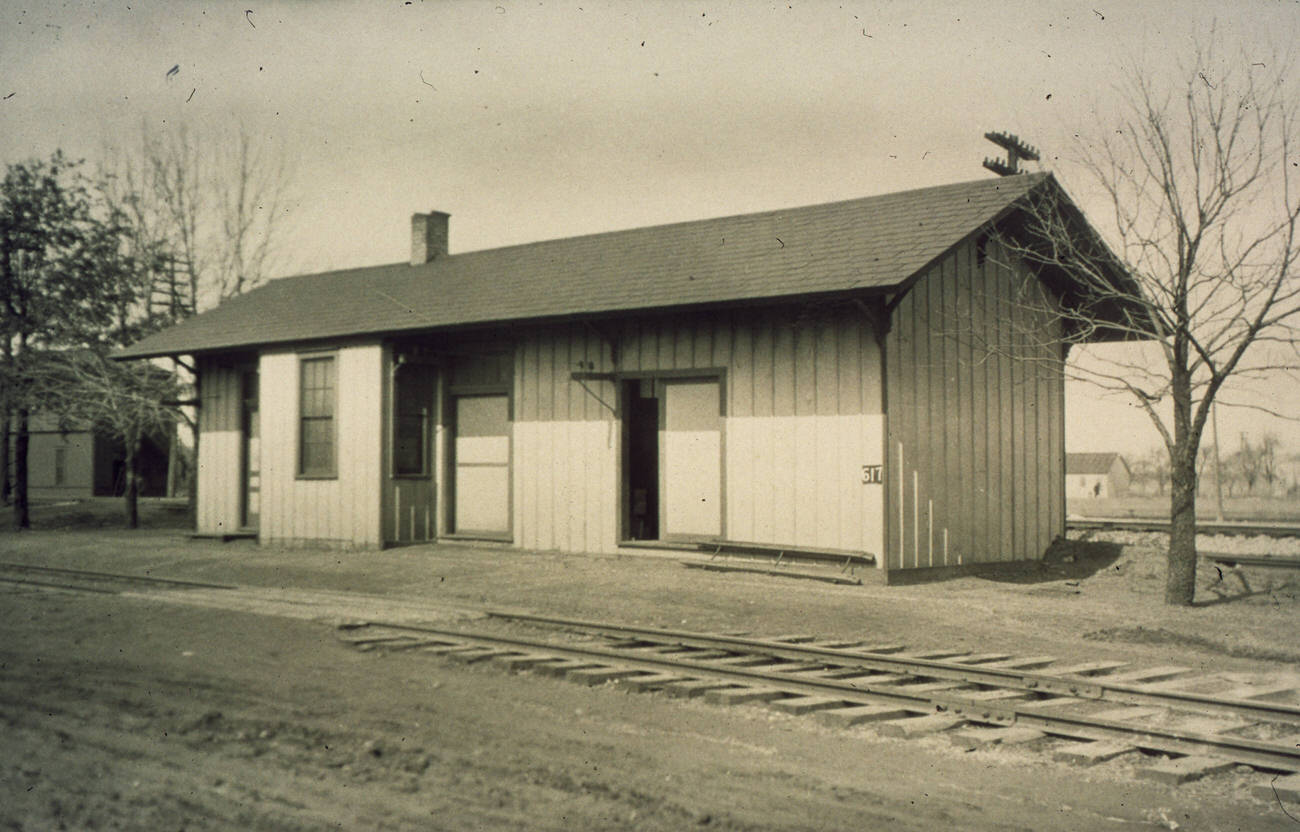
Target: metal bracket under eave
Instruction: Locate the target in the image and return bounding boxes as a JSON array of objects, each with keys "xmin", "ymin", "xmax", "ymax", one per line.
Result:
[{"xmin": 570, "ymin": 371, "xmax": 618, "ymax": 416}]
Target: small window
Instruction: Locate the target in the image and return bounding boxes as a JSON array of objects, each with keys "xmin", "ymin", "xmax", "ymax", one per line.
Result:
[
  {"xmin": 393, "ymin": 363, "xmax": 433, "ymax": 476},
  {"xmin": 299, "ymin": 356, "xmax": 336, "ymax": 477},
  {"xmin": 53, "ymin": 447, "xmax": 67, "ymax": 485}
]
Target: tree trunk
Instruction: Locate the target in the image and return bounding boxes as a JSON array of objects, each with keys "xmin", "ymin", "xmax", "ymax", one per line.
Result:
[
  {"xmin": 13, "ymin": 408, "xmax": 29, "ymax": 530},
  {"xmin": 1, "ymin": 409, "xmax": 10, "ymax": 505},
  {"xmin": 124, "ymin": 435, "xmax": 139, "ymax": 529},
  {"xmin": 1165, "ymin": 449, "xmax": 1198, "ymax": 605}
]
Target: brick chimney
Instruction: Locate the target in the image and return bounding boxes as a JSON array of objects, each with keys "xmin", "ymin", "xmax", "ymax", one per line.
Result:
[{"xmin": 410, "ymin": 211, "xmax": 449, "ymax": 265}]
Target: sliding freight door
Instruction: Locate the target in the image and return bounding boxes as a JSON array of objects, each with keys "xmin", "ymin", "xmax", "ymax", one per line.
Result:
[{"xmin": 660, "ymin": 379, "xmax": 722, "ymax": 540}]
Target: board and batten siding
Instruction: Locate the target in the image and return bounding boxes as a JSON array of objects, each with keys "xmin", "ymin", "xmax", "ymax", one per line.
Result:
[
  {"xmin": 195, "ymin": 357, "xmax": 244, "ymax": 536},
  {"xmin": 512, "ymin": 308, "xmax": 886, "ymax": 558},
  {"xmin": 258, "ymin": 344, "xmax": 385, "ymax": 547},
  {"xmin": 885, "ymin": 237, "xmax": 1066, "ymax": 570}
]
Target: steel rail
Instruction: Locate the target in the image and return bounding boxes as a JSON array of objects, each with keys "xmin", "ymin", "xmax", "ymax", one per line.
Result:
[
  {"xmin": 1067, "ymin": 518, "xmax": 1300, "ymax": 538},
  {"xmin": 486, "ymin": 611, "xmax": 1300, "ymax": 725},
  {"xmin": 0, "ymin": 562, "xmax": 235, "ymax": 591},
  {"xmin": 351, "ymin": 620, "xmax": 1300, "ymax": 772},
  {"xmin": 0, "ymin": 575, "xmax": 120, "ymax": 594}
]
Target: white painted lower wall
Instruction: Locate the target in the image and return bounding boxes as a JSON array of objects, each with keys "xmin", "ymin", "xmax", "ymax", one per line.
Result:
[
  {"xmin": 259, "ymin": 344, "xmax": 385, "ymax": 548},
  {"xmin": 512, "ymin": 413, "xmax": 886, "ymax": 559}
]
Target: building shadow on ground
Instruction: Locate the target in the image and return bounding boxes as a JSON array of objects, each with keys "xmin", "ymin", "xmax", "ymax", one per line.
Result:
[{"xmin": 968, "ymin": 538, "xmax": 1125, "ymax": 585}]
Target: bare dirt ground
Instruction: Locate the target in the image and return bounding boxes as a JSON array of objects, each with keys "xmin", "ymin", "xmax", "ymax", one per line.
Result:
[{"xmin": 1, "ymin": 499, "xmax": 1299, "ymax": 830}]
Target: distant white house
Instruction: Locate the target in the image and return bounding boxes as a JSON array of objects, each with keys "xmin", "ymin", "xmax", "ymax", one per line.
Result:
[{"xmin": 1066, "ymin": 452, "xmax": 1131, "ymax": 499}]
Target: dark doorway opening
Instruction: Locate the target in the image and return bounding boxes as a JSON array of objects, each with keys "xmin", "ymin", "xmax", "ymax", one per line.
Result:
[{"xmin": 623, "ymin": 379, "xmax": 659, "ymax": 540}]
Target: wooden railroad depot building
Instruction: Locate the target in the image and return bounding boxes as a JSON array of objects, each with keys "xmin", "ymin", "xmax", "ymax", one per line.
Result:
[{"xmin": 118, "ymin": 174, "xmax": 1134, "ymax": 576}]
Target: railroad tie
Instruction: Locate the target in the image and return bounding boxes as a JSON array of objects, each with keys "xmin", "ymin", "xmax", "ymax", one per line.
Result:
[
  {"xmin": 1090, "ymin": 706, "xmax": 1167, "ymax": 723},
  {"xmin": 490, "ymin": 653, "xmax": 567, "ymax": 673},
  {"xmin": 444, "ymin": 647, "xmax": 508, "ymax": 664},
  {"xmin": 1136, "ymin": 756, "xmax": 1237, "ymax": 785},
  {"xmin": 874, "ymin": 713, "xmax": 965, "ymax": 738},
  {"xmin": 658, "ymin": 679, "xmax": 741, "ymax": 699},
  {"xmin": 1052, "ymin": 741, "xmax": 1137, "ymax": 766},
  {"xmin": 948, "ymin": 726, "xmax": 1047, "ymax": 751},
  {"xmin": 1102, "ymin": 666, "xmax": 1192, "ymax": 685},
  {"xmin": 703, "ymin": 686, "xmax": 791, "ymax": 706},
  {"xmin": 1049, "ymin": 661, "xmax": 1130, "ymax": 677},
  {"xmin": 981, "ymin": 655, "xmax": 1057, "ymax": 670},
  {"xmin": 531, "ymin": 659, "xmax": 606, "ymax": 678},
  {"xmin": 564, "ymin": 666, "xmax": 648, "ymax": 687},
  {"xmin": 814, "ymin": 704, "xmax": 918, "ymax": 728},
  {"xmin": 1253, "ymin": 772, "xmax": 1300, "ymax": 803},
  {"xmin": 615, "ymin": 672, "xmax": 696, "ymax": 693},
  {"xmin": 767, "ymin": 695, "xmax": 849, "ymax": 716}
]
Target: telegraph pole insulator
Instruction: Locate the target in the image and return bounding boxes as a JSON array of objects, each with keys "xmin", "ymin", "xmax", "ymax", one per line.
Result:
[{"xmin": 982, "ymin": 131, "xmax": 1040, "ymax": 176}]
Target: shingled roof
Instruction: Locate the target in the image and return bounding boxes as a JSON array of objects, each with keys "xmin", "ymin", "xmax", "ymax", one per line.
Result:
[
  {"xmin": 1067, "ymin": 452, "xmax": 1129, "ymax": 476},
  {"xmin": 119, "ymin": 173, "xmax": 1060, "ymax": 359}
]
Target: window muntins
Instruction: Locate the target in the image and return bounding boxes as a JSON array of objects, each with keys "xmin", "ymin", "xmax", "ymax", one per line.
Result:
[{"xmin": 299, "ymin": 355, "xmax": 337, "ymax": 478}]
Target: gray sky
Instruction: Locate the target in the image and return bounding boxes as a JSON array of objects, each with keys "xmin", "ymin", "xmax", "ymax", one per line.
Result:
[{"xmin": 3, "ymin": 1, "xmax": 1298, "ymax": 459}]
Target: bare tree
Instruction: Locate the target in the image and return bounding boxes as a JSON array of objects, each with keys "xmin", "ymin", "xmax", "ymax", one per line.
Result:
[
  {"xmin": 998, "ymin": 42, "xmax": 1300, "ymax": 605},
  {"xmin": 106, "ymin": 122, "xmax": 295, "ymax": 316},
  {"xmin": 34, "ymin": 350, "xmax": 178, "ymax": 528},
  {"xmin": 103, "ymin": 122, "xmax": 295, "ymax": 514}
]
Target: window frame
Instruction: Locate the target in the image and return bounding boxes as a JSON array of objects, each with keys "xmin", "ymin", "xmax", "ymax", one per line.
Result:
[{"xmin": 297, "ymin": 353, "xmax": 339, "ymax": 479}]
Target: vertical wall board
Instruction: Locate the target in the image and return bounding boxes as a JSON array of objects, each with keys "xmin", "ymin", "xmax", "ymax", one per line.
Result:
[
  {"xmin": 711, "ymin": 312, "xmax": 733, "ymax": 378},
  {"xmin": 724, "ymin": 415, "xmax": 751, "ymax": 542},
  {"xmin": 196, "ymin": 359, "xmax": 241, "ymax": 535},
  {"xmin": 550, "ymin": 332, "xmax": 570, "ymax": 551},
  {"xmin": 751, "ymin": 313, "xmax": 774, "ymax": 417},
  {"xmin": 883, "ymin": 318, "xmax": 899, "ymax": 570},
  {"xmin": 770, "ymin": 416, "xmax": 798, "ymax": 545},
  {"xmin": 730, "ymin": 316, "xmax": 753, "ymax": 419},
  {"xmin": 836, "ymin": 315, "xmax": 860, "ymax": 416},
  {"xmin": 508, "ymin": 310, "xmax": 884, "ymax": 557},
  {"xmin": 341, "ymin": 345, "xmax": 383, "ymax": 546},
  {"xmin": 968, "ymin": 254, "xmax": 989, "ymax": 561},
  {"xmin": 919, "ymin": 260, "xmax": 940, "ymax": 567},
  {"xmin": 884, "ymin": 237, "xmax": 1066, "ymax": 570},
  {"xmin": 772, "ymin": 318, "xmax": 795, "ymax": 418}
]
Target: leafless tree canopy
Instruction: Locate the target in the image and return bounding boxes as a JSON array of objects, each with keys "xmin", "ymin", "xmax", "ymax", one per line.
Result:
[
  {"xmin": 993, "ymin": 40, "xmax": 1299, "ymax": 604},
  {"xmin": 102, "ymin": 123, "xmax": 295, "ymax": 319}
]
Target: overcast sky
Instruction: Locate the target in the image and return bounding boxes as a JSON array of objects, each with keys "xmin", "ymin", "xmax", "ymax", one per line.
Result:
[{"xmin": 3, "ymin": 1, "xmax": 1297, "ymax": 459}]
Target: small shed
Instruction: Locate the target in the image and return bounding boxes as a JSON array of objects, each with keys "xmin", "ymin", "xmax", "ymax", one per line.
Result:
[
  {"xmin": 7, "ymin": 413, "xmax": 171, "ymax": 500},
  {"xmin": 117, "ymin": 173, "xmax": 1135, "ymax": 577},
  {"xmin": 1066, "ymin": 452, "xmax": 1132, "ymax": 499}
]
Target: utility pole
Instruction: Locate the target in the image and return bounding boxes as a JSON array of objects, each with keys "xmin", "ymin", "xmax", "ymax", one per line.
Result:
[
  {"xmin": 983, "ymin": 131, "xmax": 1040, "ymax": 176},
  {"xmin": 1211, "ymin": 402, "xmax": 1225, "ymax": 521}
]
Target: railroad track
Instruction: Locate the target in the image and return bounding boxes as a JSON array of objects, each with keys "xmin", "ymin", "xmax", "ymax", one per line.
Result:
[
  {"xmin": 1068, "ymin": 517, "xmax": 1300, "ymax": 539},
  {"xmin": 339, "ymin": 612, "xmax": 1300, "ymax": 781},
  {"xmin": 0, "ymin": 561, "xmax": 235, "ymax": 594},
  {"xmin": 6, "ymin": 561, "xmax": 1298, "ymax": 785}
]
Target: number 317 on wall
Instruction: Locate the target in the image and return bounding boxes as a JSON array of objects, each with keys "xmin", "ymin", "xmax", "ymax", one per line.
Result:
[{"xmin": 861, "ymin": 464, "xmax": 884, "ymax": 484}]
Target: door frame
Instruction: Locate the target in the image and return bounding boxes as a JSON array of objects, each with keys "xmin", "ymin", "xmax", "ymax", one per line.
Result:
[{"xmin": 617, "ymin": 369, "xmax": 727, "ymax": 544}]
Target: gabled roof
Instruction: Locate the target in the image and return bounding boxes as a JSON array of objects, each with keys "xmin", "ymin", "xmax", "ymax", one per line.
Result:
[
  {"xmin": 1067, "ymin": 452, "xmax": 1128, "ymax": 476},
  {"xmin": 118, "ymin": 173, "xmax": 1071, "ymax": 359}
]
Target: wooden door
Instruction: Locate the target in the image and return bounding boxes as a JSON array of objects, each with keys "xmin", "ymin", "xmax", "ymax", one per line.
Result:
[
  {"xmin": 660, "ymin": 379, "xmax": 722, "ymax": 539},
  {"xmin": 451, "ymin": 393, "xmax": 510, "ymax": 537}
]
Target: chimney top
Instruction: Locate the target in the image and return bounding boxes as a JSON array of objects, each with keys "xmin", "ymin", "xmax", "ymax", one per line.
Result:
[{"xmin": 411, "ymin": 211, "xmax": 449, "ymax": 266}]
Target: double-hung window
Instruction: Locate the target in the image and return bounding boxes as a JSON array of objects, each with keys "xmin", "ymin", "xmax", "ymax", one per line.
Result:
[{"xmin": 299, "ymin": 356, "xmax": 337, "ymax": 477}]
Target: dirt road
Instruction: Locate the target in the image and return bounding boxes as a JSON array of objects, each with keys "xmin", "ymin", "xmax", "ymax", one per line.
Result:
[{"xmin": 1, "ymin": 578, "xmax": 1292, "ymax": 831}]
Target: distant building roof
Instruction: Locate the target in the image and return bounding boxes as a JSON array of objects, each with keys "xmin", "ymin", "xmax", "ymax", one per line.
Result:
[
  {"xmin": 117, "ymin": 172, "xmax": 1131, "ymax": 359},
  {"xmin": 1067, "ymin": 452, "xmax": 1128, "ymax": 476}
]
